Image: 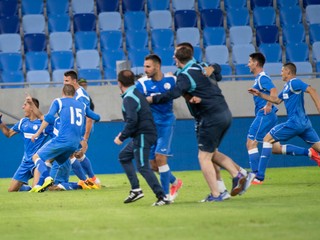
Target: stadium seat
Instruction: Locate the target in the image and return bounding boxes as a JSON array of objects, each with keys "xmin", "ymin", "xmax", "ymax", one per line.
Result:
[
  {"xmin": 76, "ymin": 50, "xmax": 100, "ymax": 69},
  {"xmin": 309, "ymin": 24, "xmax": 320, "ymax": 45},
  {"xmin": 147, "ymin": 0, "xmax": 170, "ymax": 11},
  {"xmin": 0, "ymin": 52, "xmax": 22, "ymax": 71},
  {"xmin": 128, "ymin": 48, "xmax": 151, "ymax": 67},
  {"xmin": 96, "ymin": 0, "xmax": 119, "ymax": 13},
  {"xmin": 48, "ymin": 14, "xmax": 71, "ymax": 32},
  {"xmin": 235, "ymin": 64, "xmax": 254, "ymax": 81},
  {"xmin": 229, "ymin": 26, "xmax": 252, "ymax": 46},
  {"xmin": 24, "ymin": 33, "xmax": 46, "ymax": 52},
  {"xmin": 312, "ymin": 42, "xmax": 320, "ymax": 62},
  {"xmin": 153, "ymin": 48, "xmax": 175, "ymax": 66},
  {"xmin": 264, "ymin": 62, "xmax": 283, "ymax": 80},
  {"xmin": 74, "ymin": 31, "xmax": 98, "ymax": 50},
  {"xmin": 25, "ymin": 52, "xmax": 48, "ymax": 71},
  {"xmin": 49, "ymin": 32, "xmax": 73, "ymax": 52},
  {"xmin": 200, "ymin": 9, "xmax": 223, "ymax": 29},
  {"xmin": 294, "ymin": 61, "xmax": 313, "ymax": 79},
  {"xmin": 72, "ymin": 0, "xmax": 94, "ymax": 14},
  {"xmin": 151, "ymin": 29, "xmax": 174, "ymax": 49},
  {"xmin": 161, "ymin": 65, "xmax": 178, "ymax": 74},
  {"xmin": 232, "ymin": 44, "xmax": 256, "ymax": 65},
  {"xmin": 226, "ymin": 7, "xmax": 250, "ymax": 29},
  {"xmin": 279, "ymin": 6, "xmax": 302, "ymax": 27},
  {"xmin": 316, "ymin": 61, "xmax": 320, "ymax": 78},
  {"xmin": 259, "ymin": 43, "xmax": 282, "ymax": 62},
  {"xmin": 193, "ymin": 47, "xmax": 203, "ymax": 62},
  {"xmin": 100, "ymin": 30, "xmax": 123, "ymax": 50},
  {"xmin": 172, "ymin": 0, "xmax": 195, "ymax": 11},
  {"xmin": 98, "ymin": 12, "xmax": 122, "ymax": 31},
  {"xmin": 174, "ymin": 10, "xmax": 197, "ymax": 30},
  {"xmin": 122, "ymin": 0, "xmax": 145, "ymax": 12},
  {"xmin": 1, "ymin": 71, "xmax": 25, "ymax": 88},
  {"xmin": 131, "ymin": 66, "xmax": 145, "ymax": 77},
  {"xmin": 102, "ymin": 49, "xmax": 126, "ymax": 80},
  {"xmin": 26, "ymin": 70, "xmax": 51, "ymax": 88},
  {"xmin": 221, "ymin": 64, "xmax": 233, "ymax": 81},
  {"xmin": 202, "ymin": 27, "xmax": 226, "ymax": 47},
  {"xmin": 124, "ymin": 11, "xmax": 147, "ymax": 31},
  {"xmin": 255, "ymin": 25, "xmax": 279, "ymax": 46},
  {"xmin": 149, "ymin": 10, "xmax": 172, "ymax": 30},
  {"xmin": 22, "ymin": 14, "xmax": 45, "ymax": 34},
  {"xmin": 0, "ymin": 33, "xmax": 21, "ymax": 52},
  {"xmin": 286, "ymin": 43, "xmax": 309, "ymax": 62},
  {"xmin": 205, "ymin": 45, "xmax": 229, "ymax": 65},
  {"xmin": 253, "ymin": 7, "xmax": 276, "ymax": 27},
  {"xmin": 46, "ymin": 0, "xmax": 69, "ymax": 16},
  {"xmin": 306, "ymin": 5, "xmax": 320, "ymax": 25},
  {"xmin": 304, "ymin": 0, "xmax": 320, "ymax": 7},
  {"xmin": 282, "ymin": 24, "xmax": 306, "ymax": 46},
  {"xmin": 176, "ymin": 28, "xmax": 200, "ymax": 47},
  {"xmin": 224, "ymin": 0, "xmax": 247, "ymax": 11},
  {"xmin": 73, "ymin": 13, "xmax": 96, "ymax": 32},
  {"xmin": 250, "ymin": 0, "xmax": 273, "ymax": 10},
  {"xmin": 126, "ymin": 30, "xmax": 149, "ymax": 50},
  {"xmin": 52, "ymin": 69, "xmax": 68, "ymax": 86},
  {"xmin": 21, "ymin": 0, "xmax": 43, "ymax": 15},
  {"xmin": 78, "ymin": 69, "xmax": 102, "ymax": 85},
  {"xmin": 0, "ymin": 0, "xmax": 18, "ymax": 17},
  {"xmin": 277, "ymin": 0, "xmax": 299, "ymax": 9},
  {"xmin": 0, "ymin": 15, "xmax": 19, "ymax": 34},
  {"xmin": 198, "ymin": 0, "xmax": 220, "ymax": 11},
  {"xmin": 51, "ymin": 51, "xmax": 74, "ymax": 70}
]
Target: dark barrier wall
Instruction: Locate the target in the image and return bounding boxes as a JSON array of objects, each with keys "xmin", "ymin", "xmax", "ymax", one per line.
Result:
[{"xmin": 0, "ymin": 116, "xmax": 318, "ymax": 178}]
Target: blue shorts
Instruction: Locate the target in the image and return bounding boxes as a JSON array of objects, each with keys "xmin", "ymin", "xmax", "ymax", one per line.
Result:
[
  {"xmin": 50, "ymin": 160, "xmax": 71, "ymax": 184},
  {"xmin": 270, "ymin": 121, "xmax": 320, "ymax": 144},
  {"xmin": 12, "ymin": 157, "xmax": 35, "ymax": 184},
  {"xmin": 37, "ymin": 139, "xmax": 77, "ymax": 165},
  {"xmin": 149, "ymin": 124, "xmax": 174, "ymax": 160},
  {"xmin": 248, "ymin": 111, "xmax": 278, "ymax": 142}
]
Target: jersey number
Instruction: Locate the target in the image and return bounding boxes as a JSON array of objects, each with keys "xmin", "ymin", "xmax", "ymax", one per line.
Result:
[{"xmin": 69, "ymin": 107, "xmax": 83, "ymax": 126}]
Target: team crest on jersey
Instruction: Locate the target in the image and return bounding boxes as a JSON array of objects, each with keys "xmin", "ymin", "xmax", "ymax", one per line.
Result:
[
  {"xmin": 33, "ymin": 125, "xmax": 38, "ymax": 131},
  {"xmin": 164, "ymin": 83, "xmax": 171, "ymax": 90},
  {"xmin": 283, "ymin": 93, "xmax": 289, "ymax": 99}
]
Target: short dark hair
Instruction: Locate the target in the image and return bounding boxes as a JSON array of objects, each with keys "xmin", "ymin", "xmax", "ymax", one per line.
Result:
[
  {"xmin": 118, "ymin": 70, "xmax": 135, "ymax": 87},
  {"xmin": 63, "ymin": 84, "xmax": 76, "ymax": 96},
  {"xmin": 174, "ymin": 46, "xmax": 193, "ymax": 64},
  {"xmin": 145, "ymin": 54, "xmax": 161, "ymax": 65},
  {"xmin": 283, "ymin": 62, "xmax": 297, "ymax": 75},
  {"xmin": 177, "ymin": 42, "xmax": 194, "ymax": 55},
  {"xmin": 249, "ymin": 52, "xmax": 266, "ymax": 67},
  {"xmin": 32, "ymin": 98, "xmax": 39, "ymax": 108},
  {"xmin": 64, "ymin": 70, "xmax": 78, "ymax": 80}
]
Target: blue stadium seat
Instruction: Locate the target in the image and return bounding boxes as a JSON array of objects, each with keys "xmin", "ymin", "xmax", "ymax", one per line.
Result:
[
  {"xmin": 282, "ymin": 24, "xmax": 306, "ymax": 46},
  {"xmin": 78, "ymin": 69, "xmax": 102, "ymax": 85},
  {"xmin": 224, "ymin": 0, "xmax": 247, "ymax": 11},
  {"xmin": 306, "ymin": 5, "xmax": 320, "ymax": 25},
  {"xmin": 193, "ymin": 47, "xmax": 203, "ymax": 62},
  {"xmin": 52, "ymin": 69, "xmax": 68, "ymax": 86},
  {"xmin": 279, "ymin": 6, "xmax": 302, "ymax": 27},
  {"xmin": 51, "ymin": 51, "xmax": 74, "ymax": 70},
  {"xmin": 0, "ymin": 0, "xmax": 18, "ymax": 17},
  {"xmin": 226, "ymin": 7, "xmax": 250, "ymax": 29},
  {"xmin": 75, "ymin": 31, "xmax": 98, "ymax": 50},
  {"xmin": 264, "ymin": 62, "xmax": 283, "ymax": 80},
  {"xmin": 294, "ymin": 61, "xmax": 313, "ymax": 79},
  {"xmin": 147, "ymin": 0, "xmax": 170, "ymax": 11},
  {"xmin": 255, "ymin": 25, "xmax": 279, "ymax": 46},
  {"xmin": 1, "ymin": 71, "xmax": 25, "ymax": 88},
  {"xmin": 0, "ymin": 52, "xmax": 22, "ymax": 71},
  {"xmin": 128, "ymin": 48, "xmax": 151, "ymax": 67},
  {"xmin": 22, "ymin": 14, "xmax": 45, "ymax": 34},
  {"xmin": 131, "ymin": 66, "xmax": 145, "ymax": 76},
  {"xmin": 26, "ymin": 70, "xmax": 51, "ymax": 88},
  {"xmin": 0, "ymin": 16, "xmax": 19, "ymax": 33},
  {"xmin": 277, "ymin": 0, "xmax": 299, "ymax": 9},
  {"xmin": 259, "ymin": 43, "xmax": 282, "ymax": 62},
  {"xmin": 176, "ymin": 27, "xmax": 200, "ymax": 47},
  {"xmin": 232, "ymin": 44, "xmax": 256, "ymax": 65},
  {"xmin": 100, "ymin": 30, "xmax": 123, "ymax": 50},
  {"xmin": 286, "ymin": 43, "xmax": 309, "ymax": 62},
  {"xmin": 46, "ymin": 0, "xmax": 69, "ymax": 16},
  {"xmin": 122, "ymin": 0, "xmax": 145, "ymax": 12},
  {"xmin": 312, "ymin": 42, "xmax": 320, "ymax": 62},
  {"xmin": 153, "ymin": 48, "xmax": 175, "ymax": 66},
  {"xmin": 72, "ymin": 0, "xmax": 94, "ymax": 14},
  {"xmin": 98, "ymin": 12, "xmax": 121, "ymax": 31},
  {"xmin": 316, "ymin": 61, "xmax": 320, "ymax": 78},
  {"xmin": 198, "ymin": 0, "xmax": 220, "ymax": 11},
  {"xmin": 96, "ymin": 0, "xmax": 119, "ymax": 13},
  {"xmin": 126, "ymin": 30, "xmax": 149, "ymax": 50},
  {"xmin": 73, "ymin": 13, "xmax": 96, "ymax": 32},
  {"xmin": 304, "ymin": 0, "xmax": 320, "ymax": 7},
  {"xmin": 174, "ymin": 10, "xmax": 197, "ymax": 30},
  {"xmin": 250, "ymin": 0, "xmax": 273, "ymax": 10},
  {"xmin": 102, "ymin": 49, "xmax": 126, "ymax": 79},
  {"xmin": 229, "ymin": 26, "xmax": 252, "ymax": 46},
  {"xmin": 200, "ymin": 9, "xmax": 223, "ymax": 29},
  {"xmin": 221, "ymin": 64, "xmax": 233, "ymax": 81},
  {"xmin": 76, "ymin": 50, "xmax": 100, "ymax": 69},
  {"xmin": 24, "ymin": 33, "xmax": 46, "ymax": 52},
  {"xmin": 253, "ymin": 7, "xmax": 276, "ymax": 27},
  {"xmin": 48, "ymin": 14, "xmax": 71, "ymax": 32},
  {"xmin": 151, "ymin": 29, "xmax": 174, "ymax": 49},
  {"xmin": 161, "ymin": 65, "xmax": 178, "ymax": 74},
  {"xmin": 149, "ymin": 10, "xmax": 172, "ymax": 30},
  {"xmin": 49, "ymin": 32, "xmax": 72, "ymax": 51},
  {"xmin": 124, "ymin": 11, "xmax": 147, "ymax": 31},
  {"xmin": 172, "ymin": 0, "xmax": 195, "ymax": 11},
  {"xmin": 25, "ymin": 52, "xmax": 48, "ymax": 71},
  {"xmin": 235, "ymin": 64, "xmax": 254, "ymax": 80},
  {"xmin": 205, "ymin": 45, "xmax": 229, "ymax": 65},
  {"xmin": 0, "ymin": 33, "xmax": 21, "ymax": 52},
  {"xmin": 309, "ymin": 24, "xmax": 320, "ymax": 45},
  {"xmin": 202, "ymin": 27, "xmax": 226, "ymax": 47},
  {"xmin": 21, "ymin": 0, "xmax": 43, "ymax": 15}
]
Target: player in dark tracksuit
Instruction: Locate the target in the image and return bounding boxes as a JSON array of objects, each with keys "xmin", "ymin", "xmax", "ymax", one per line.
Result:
[{"xmin": 114, "ymin": 70, "xmax": 169, "ymax": 206}]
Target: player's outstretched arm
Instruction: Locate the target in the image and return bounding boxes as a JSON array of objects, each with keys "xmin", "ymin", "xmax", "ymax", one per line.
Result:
[
  {"xmin": 0, "ymin": 114, "xmax": 17, "ymax": 137},
  {"xmin": 306, "ymin": 85, "xmax": 320, "ymax": 114},
  {"xmin": 248, "ymin": 88, "xmax": 282, "ymax": 105}
]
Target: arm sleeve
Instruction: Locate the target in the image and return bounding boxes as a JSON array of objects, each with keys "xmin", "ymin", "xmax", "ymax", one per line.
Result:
[
  {"xmin": 85, "ymin": 107, "xmax": 100, "ymax": 122},
  {"xmin": 260, "ymin": 75, "xmax": 276, "ymax": 91},
  {"xmin": 119, "ymin": 97, "xmax": 139, "ymax": 141},
  {"xmin": 210, "ymin": 63, "xmax": 222, "ymax": 82},
  {"xmin": 44, "ymin": 99, "xmax": 59, "ymax": 124}
]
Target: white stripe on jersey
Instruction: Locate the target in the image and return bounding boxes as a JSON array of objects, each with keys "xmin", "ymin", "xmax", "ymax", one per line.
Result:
[
  {"xmin": 17, "ymin": 118, "xmax": 25, "ymax": 130},
  {"xmin": 257, "ymin": 71, "xmax": 267, "ymax": 90},
  {"xmin": 24, "ymin": 132, "xmax": 34, "ymax": 139},
  {"xmin": 289, "ymin": 78, "xmax": 302, "ymax": 94},
  {"xmin": 56, "ymin": 98, "xmax": 63, "ymax": 114},
  {"xmin": 76, "ymin": 87, "xmax": 90, "ymax": 101},
  {"xmin": 137, "ymin": 76, "xmax": 149, "ymax": 95}
]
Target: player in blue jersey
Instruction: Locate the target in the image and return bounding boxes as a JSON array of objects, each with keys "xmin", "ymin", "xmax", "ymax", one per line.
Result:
[
  {"xmin": 0, "ymin": 97, "xmax": 52, "ymax": 192},
  {"xmin": 247, "ymin": 53, "xmax": 278, "ymax": 185},
  {"xmin": 114, "ymin": 70, "xmax": 170, "ymax": 206},
  {"xmin": 29, "ymin": 84, "xmax": 100, "ymax": 192},
  {"xmin": 248, "ymin": 62, "xmax": 320, "ymax": 174},
  {"xmin": 136, "ymin": 54, "xmax": 183, "ymax": 201}
]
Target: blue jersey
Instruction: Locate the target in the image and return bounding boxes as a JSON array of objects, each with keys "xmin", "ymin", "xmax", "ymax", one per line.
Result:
[
  {"xmin": 75, "ymin": 87, "xmax": 91, "ymax": 136},
  {"xmin": 136, "ymin": 74, "xmax": 176, "ymax": 126},
  {"xmin": 252, "ymin": 71, "xmax": 277, "ymax": 115}
]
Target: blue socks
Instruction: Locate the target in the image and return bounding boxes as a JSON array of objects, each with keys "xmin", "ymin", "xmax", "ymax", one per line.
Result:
[
  {"xmin": 79, "ymin": 156, "xmax": 95, "ymax": 178},
  {"xmin": 248, "ymin": 148, "xmax": 260, "ymax": 174},
  {"xmin": 70, "ymin": 157, "xmax": 87, "ymax": 181},
  {"xmin": 159, "ymin": 164, "xmax": 171, "ymax": 195},
  {"xmin": 282, "ymin": 144, "xmax": 309, "ymax": 156},
  {"xmin": 257, "ymin": 142, "xmax": 273, "ymax": 181}
]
